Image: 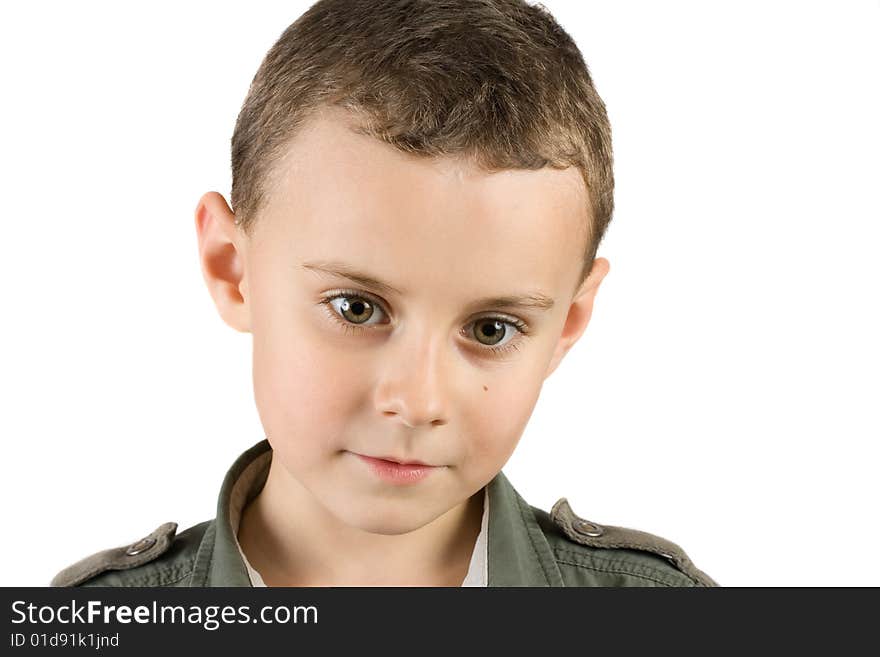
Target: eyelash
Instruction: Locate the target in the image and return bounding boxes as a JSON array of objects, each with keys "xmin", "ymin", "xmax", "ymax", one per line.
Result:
[{"xmin": 317, "ymin": 288, "xmax": 531, "ymax": 358}]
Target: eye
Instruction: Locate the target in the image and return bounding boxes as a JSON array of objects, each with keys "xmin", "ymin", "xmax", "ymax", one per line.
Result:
[
  {"xmin": 469, "ymin": 318, "xmax": 518, "ymax": 349},
  {"xmin": 463, "ymin": 315, "xmax": 530, "ymax": 357},
  {"xmin": 326, "ymin": 293, "xmax": 388, "ymax": 326}
]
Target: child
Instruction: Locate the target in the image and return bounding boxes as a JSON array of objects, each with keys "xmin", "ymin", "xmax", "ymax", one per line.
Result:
[{"xmin": 52, "ymin": 0, "xmax": 716, "ymax": 587}]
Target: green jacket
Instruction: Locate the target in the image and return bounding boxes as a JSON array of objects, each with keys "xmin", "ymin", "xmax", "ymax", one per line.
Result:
[{"xmin": 51, "ymin": 439, "xmax": 717, "ymax": 587}]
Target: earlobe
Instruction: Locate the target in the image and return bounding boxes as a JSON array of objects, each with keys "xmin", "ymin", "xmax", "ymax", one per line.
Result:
[
  {"xmin": 194, "ymin": 192, "xmax": 252, "ymax": 333},
  {"xmin": 544, "ymin": 257, "xmax": 610, "ymax": 379}
]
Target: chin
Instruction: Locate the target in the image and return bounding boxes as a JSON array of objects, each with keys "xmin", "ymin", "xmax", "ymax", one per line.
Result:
[{"xmin": 331, "ymin": 499, "xmax": 439, "ymax": 536}]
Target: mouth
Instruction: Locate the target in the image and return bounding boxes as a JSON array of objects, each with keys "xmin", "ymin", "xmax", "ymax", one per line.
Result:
[{"xmin": 351, "ymin": 452, "xmax": 442, "ymax": 485}]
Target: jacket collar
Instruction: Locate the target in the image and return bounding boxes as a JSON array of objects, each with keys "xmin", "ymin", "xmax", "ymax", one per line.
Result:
[
  {"xmin": 487, "ymin": 468, "xmax": 564, "ymax": 586},
  {"xmin": 190, "ymin": 439, "xmax": 563, "ymax": 587}
]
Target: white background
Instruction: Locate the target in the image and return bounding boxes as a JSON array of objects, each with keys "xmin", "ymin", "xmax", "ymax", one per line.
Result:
[{"xmin": 1, "ymin": 0, "xmax": 877, "ymax": 587}]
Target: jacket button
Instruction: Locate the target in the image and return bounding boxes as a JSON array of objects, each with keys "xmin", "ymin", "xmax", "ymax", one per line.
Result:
[
  {"xmin": 125, "ymin": 536, "xmax": 156, "ymax": 556},
  {"xmin": 573, "ymin": 519, "xmax": 604, "ymax": 537}
]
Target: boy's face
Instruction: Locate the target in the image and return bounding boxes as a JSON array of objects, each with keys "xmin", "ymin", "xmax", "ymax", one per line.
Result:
[{"xmin": 196, "ymin": 107, "xmax": 608, "ymax": 535}]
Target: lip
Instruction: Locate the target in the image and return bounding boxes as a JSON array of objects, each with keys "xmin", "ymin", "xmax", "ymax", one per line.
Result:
[
  {"xmin": 373, "ymin": 455, "xmax": 430, "ymax": 466},
  {"xmin": 353, "ymin": 453, "xmax": 441, "ymax": 485}
]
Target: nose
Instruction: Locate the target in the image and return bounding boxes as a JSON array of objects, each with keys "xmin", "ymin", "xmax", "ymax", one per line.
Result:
[{"xmin": 374, "ymin": 326, "xmax": 451, "ymax": 428}]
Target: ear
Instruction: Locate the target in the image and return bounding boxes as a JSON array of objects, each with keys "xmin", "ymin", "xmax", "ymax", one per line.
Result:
[
  {"xmin": 194, "ymin": 191, "xmax": 251, "ymax": 333},
  {"xmin": 544, "ymin": 257, "xmax": 610, "ymax": 379}
]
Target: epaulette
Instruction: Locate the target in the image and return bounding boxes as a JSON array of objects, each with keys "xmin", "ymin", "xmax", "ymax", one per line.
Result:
[
  {"xmin": 550, "ymin": 498, "xmax": 718, "ymax": 587},
  {"xmin": 50, "ymin": 522, "xmax": 178, "ymax": 587}
]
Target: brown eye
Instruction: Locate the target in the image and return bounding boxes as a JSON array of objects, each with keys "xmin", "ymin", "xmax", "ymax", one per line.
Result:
[
  {"xmin": 336, "ymin": 296, "xmax": 375, "ymax": 324},
  {"xmin": 473, "ymin": 319, "xmax": 507, "ymax": 346}
]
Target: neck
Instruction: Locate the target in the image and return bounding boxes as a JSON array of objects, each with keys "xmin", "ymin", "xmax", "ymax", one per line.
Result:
[{"xmin": 238, "ymin": 459, "xmax": 485, "ymax": 586}]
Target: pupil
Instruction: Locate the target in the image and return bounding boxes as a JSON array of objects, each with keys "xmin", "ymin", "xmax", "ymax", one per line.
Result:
[{"xmin": 351, "ymin": 300, "xmax": 365, "ymax": 315}]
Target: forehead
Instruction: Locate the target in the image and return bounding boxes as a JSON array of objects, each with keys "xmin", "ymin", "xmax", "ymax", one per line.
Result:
[{"xmin": 257, "ymin": 108, "xmax": 589, "ymax": 297}]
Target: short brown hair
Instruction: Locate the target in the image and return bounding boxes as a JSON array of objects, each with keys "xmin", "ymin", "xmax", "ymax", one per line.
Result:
[{"xmin": 230, "ymin": 0, "xmax": 613, "ymax": 289}]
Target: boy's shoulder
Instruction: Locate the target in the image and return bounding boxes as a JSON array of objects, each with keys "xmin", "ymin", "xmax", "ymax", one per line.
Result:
[
  {"xmin": 534, "ymin": 498, "xmax": 718, "ymax": 587},
  {"xmin": 487, "ymin": 469, "xmax": 718, "ymax": 587},
  {"xmin": 50, "ymin": 520, "xmax": 213, "ymax": 587}
]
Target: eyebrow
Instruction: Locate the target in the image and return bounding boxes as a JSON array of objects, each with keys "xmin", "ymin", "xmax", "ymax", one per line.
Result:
[{"xmin": 300, "ymin": 259, "xmax": 555, "ymax": 313}]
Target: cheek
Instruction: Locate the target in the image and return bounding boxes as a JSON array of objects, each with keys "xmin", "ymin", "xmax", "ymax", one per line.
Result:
[
  {"xmin": 463, "ymin": 368, "xmax": 544, "ymax": 472},
  {"xmin": 250, "ymin": 300, "xmax": 361, "ymax": 459}
]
